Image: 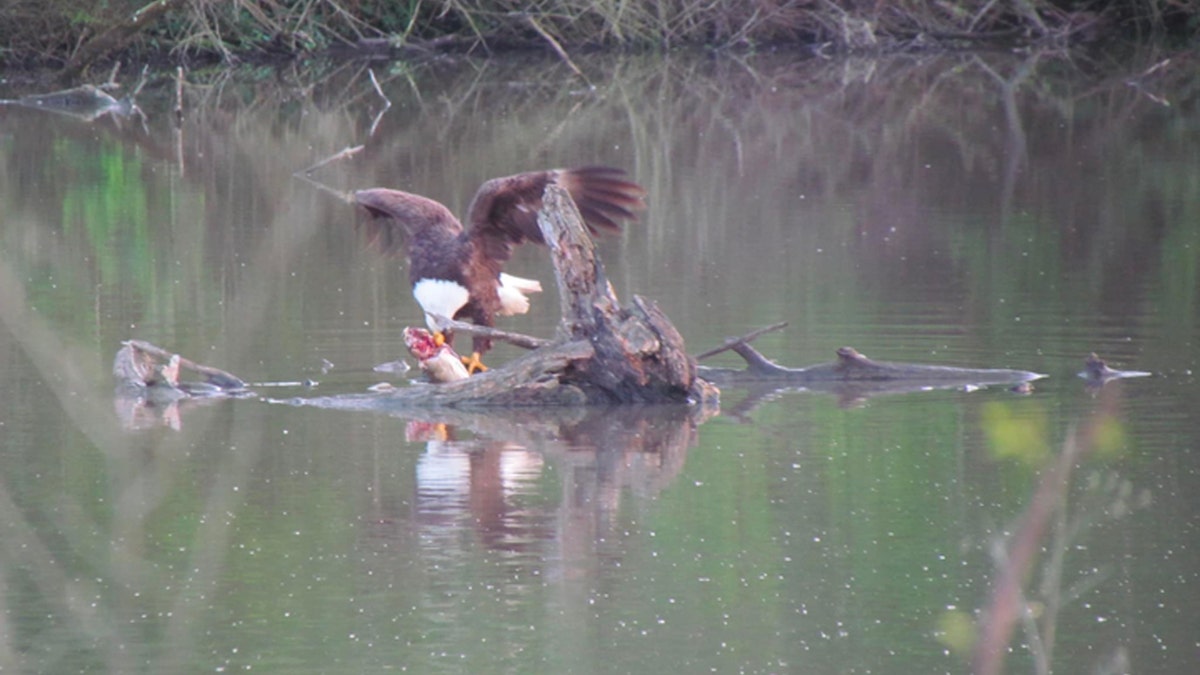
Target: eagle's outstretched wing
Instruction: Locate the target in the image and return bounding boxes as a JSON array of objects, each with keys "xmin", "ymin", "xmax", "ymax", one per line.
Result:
[
  {"xmin": 464, "ymin": 166, "xmax": 647, "ymax": 265},
  {"xmin": 352, "ymin": 189, "xmax": 463, "ymax": 257}
]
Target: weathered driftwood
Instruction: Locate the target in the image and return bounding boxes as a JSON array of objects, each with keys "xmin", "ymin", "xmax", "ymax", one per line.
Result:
[
  {"xmin": 112, "ymin": 339, "xmax": 252, "ymax": 430},
  {"xmin": 428, "ymin": 315, "xmax": 551, "ymax": 352},
  {"xmin": 699, "ymin": 343, "xmax": 1043, "ymax": 387},
  {"xmin": 1, "ymin": 84, "xmax": 139, "ymax": 122},
  {"xmin": 1079, "ymin": 352, "xmax": 1151, "ymax": 382},
  {"xmin": 538, "ymin": 184, "xmax": 709, "ymax": 404},
  {"xmin": 699, "ymin": 341, "xmax": 1046, "ymax": 413}
]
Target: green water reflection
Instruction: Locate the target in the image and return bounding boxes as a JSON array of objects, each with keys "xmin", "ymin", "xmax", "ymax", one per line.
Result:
[{"xmin": 1, "ymin": 51, "xmax": 1198, "ymax": 673}]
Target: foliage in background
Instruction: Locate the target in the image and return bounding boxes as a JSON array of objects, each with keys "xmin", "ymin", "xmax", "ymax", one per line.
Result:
[{"xmin": 2, "ymin": 0, "xmax": 1200, "ymax": 69}]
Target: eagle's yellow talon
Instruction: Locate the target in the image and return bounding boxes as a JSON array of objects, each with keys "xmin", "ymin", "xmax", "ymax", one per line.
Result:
[
  {"xmin": 462, "ymin": 352, "xmax": 488, "ymax": 374},
  {"xmin": 431, "ymin": 422, "xmax": 450, "ymax": 441},
  {"xmin": 432, "ymin": 331, "xmax": 446, "ymax": 347}
]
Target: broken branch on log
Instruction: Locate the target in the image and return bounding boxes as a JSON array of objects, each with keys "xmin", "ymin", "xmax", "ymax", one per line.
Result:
[
  {"xmin": 694, "ymin": 322, "xmax": 788, "ymax": 360},
  {"xmin": 292, "ymin": 145, "xmax": 363, "ymax": 203},
  {"xmin": 428, "ymin": 314, "xmax": 551, "ymax": 351},
  {"xmin": 536, "ymin": 185, "xmax": 709, "ymax": 404}
]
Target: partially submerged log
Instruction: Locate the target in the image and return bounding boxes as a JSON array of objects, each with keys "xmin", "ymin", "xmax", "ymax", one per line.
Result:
[
  {"xmin": 696, "ymin": 319, "xmax": 1046, "ymax": 401},
  {"xmin": 113, "ymin": 339, "xmax": 248, "ymax": 402},
  {"xmin": 700, "ymin": 344, "xmax": 1043, "ymax": 386},
  {"xmin": 282, "ymin": 181, "xmax": 1050, "ymax": 410},
  {"xmin": 698, "ymin": 338, "xmax": 1046, "ymax": 412},
  {"xmin": 1079, "ymin": 352, "xmax": 1151, "ymax": 382},
  {"xmin": 112, "ymin": 339, "xmax": 252, "ymax": 430}
]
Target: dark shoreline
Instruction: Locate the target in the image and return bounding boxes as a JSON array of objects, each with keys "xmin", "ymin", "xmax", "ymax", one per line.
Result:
[{"xmin": 3, "ymin": 1, "xmax": 1197, "ymax": 84}]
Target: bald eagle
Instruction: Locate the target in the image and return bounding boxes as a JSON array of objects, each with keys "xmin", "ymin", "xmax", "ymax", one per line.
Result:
[{"xmin": 353, "ymin": 167, "xmax": 646, "ymax": 373}]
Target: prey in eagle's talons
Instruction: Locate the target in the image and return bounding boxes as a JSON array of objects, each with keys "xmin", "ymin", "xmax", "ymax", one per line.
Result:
[{"xmin": 403, "ymin": 327, "xmax": 471, "ymax": 383}]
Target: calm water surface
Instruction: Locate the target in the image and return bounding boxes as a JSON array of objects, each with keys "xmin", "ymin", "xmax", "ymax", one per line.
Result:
[{"xmin": 1, "ymin": 51, "xmax": 1198, "ymax": 673}]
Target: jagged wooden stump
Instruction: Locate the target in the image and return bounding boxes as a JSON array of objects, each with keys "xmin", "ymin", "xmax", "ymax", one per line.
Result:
[{"xmin": 538, "ymin": 184, "xmax": 707, "ymax": 404}]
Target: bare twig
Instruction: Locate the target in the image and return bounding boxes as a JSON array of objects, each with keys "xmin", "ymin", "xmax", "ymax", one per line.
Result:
[
  {"xmin": 1125, "ymin": 58, "xmax": 1172, "ymax": 107},
  {"xmin": 292, "ymin": 145, "xmax": 364, "ymax": 203},
  {"xmin": 694, "ymin": 322, "xmax": 788, "ymax": 360},
  {"xmin": 368, "ymin": 68, "xmax": 390, "ymax": 105},
  {"xmin": 102, "ymin": 61, "xmax": 122, "ymax": 89},
  {"xmin": 130, "ymin": 64, "xmax": 150, "ymax": 98},
  {"xmin": 367, "ymin": 68, "xmax": 392, "ymax": 136},
  {"xmin": 301, "ymin": 145, "xmax": 364, "ymax": 174},
  {"xmin": 293, "ymin": 172, "xmax": 354, "ymax": 203},
  {"xmin": 429, "ymin": 314, "xmax": 551, "ymax": 351}
]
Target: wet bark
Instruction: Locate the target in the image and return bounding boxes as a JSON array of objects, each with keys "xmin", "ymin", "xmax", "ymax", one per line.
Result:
[{"xmin": 537, "ymin": 184, "xmax": 707, "ymax": 404}]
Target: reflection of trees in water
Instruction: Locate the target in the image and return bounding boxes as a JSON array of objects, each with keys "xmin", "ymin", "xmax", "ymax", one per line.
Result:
[{"xmin": 342, "ymin": 404, "xmax": 704, "ymax": 668}]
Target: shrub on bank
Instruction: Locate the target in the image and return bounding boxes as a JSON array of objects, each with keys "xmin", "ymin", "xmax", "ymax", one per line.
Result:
[{"xmin": 2, "ymin": 0, "xmax": 1197, "ymax": 70}]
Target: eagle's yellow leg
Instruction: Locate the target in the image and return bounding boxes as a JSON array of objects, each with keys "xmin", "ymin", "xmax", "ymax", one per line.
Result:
[{"xmin": 462, "ymin": 352, "xmax": 489, "ymax": 374}]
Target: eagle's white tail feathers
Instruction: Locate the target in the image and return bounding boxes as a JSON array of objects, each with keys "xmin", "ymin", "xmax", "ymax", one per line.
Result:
[{"xmin": 497, "ymin": 273, "xmax": 543, "ymax": 316}]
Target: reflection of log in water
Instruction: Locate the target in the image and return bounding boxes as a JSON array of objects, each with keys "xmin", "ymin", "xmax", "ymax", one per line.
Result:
[{"xmin": 356, "ymin": 404, "xmax": 707, "ymax": 588}]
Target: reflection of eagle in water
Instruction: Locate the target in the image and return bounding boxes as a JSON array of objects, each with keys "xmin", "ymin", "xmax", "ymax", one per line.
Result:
[{"xmin": 353, "ymin": 167, "xmax": 646, "ymax": 373}]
